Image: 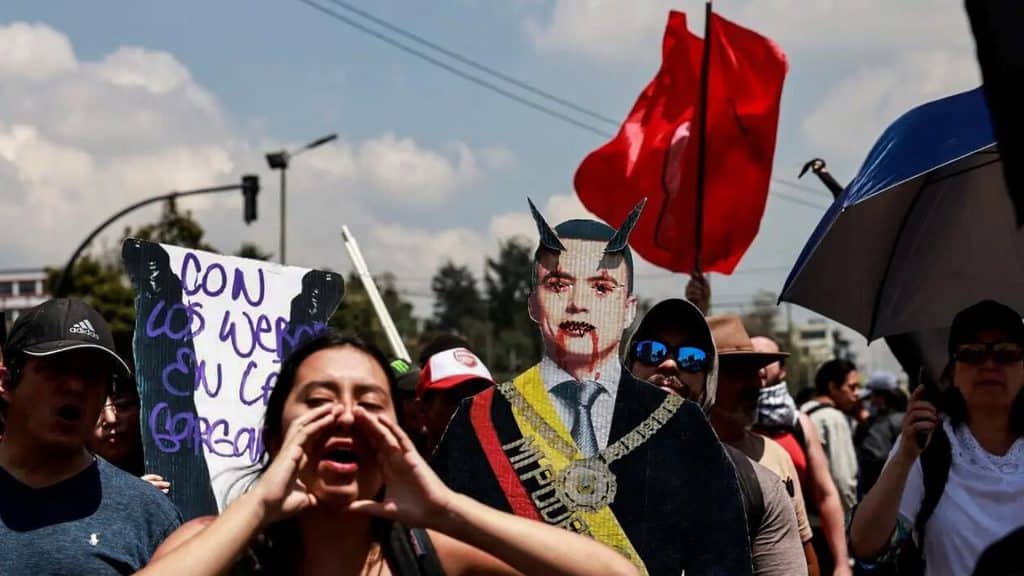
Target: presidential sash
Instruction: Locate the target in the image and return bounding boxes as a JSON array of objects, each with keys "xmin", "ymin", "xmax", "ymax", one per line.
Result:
[{"xmin": 469, "ymin": 364, "xmax": 682, "ymax": 575}]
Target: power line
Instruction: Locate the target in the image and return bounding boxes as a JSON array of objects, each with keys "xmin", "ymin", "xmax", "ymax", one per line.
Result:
[
  {"xmin": 771, "ymin": 188, "xmax": 831, "ymax": 209},
  {"xmin": 296, "ymin": 0, "xmax": 834, "ymax": 211},
  {"xmin": 772, "ymin": 177, "xmax": 829, "ymax": 195},
  {"xmin": 321, "ymin": 0, "xmax": 620, "ymax": 127},
  {"xmin": 296, "ymin": 0, "xmax": 612, "ymax": 138}
]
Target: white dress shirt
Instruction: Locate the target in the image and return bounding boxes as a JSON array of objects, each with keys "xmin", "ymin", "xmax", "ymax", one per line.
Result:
[{"xmin": 539, "ymin": 355, "xmax": 622, "ymax": 451}]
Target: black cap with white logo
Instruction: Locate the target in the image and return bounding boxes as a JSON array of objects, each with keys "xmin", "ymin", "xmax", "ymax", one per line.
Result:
[{"xmin": 3, "ymin": 298, "xmax": 131, "ymax": 377}]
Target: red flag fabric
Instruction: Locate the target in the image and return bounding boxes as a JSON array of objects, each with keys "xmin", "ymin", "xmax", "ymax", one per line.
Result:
[{"xmin": 574, "ymin": 11, "xmax": 787, "ymax": 274}]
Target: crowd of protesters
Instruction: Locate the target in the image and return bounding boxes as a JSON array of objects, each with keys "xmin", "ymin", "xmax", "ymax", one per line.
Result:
[{"xmin": 1, "ymin": 287, "xmax": 1022, "ymax": 575}]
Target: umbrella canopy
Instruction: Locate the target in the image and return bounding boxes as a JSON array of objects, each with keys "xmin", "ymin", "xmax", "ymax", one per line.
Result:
[{"xmin": 780, "ymin": 88, "xmax": 1024, "ymax": 340}]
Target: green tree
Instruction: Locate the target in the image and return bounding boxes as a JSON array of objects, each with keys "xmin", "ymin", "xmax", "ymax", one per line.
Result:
[
  {"xmin": 428, "ymin": 261, "xmax": 484, "ymax": 334},
  {"xmin": 48, "ymin": 201, "xmax": 222, "ymax": 344},
  {"xmin": 235, "ymin": 242, "xmax": 274, "ymax": 261},
  {"xmin": 129, "ymin": 199, "xmax": 217, "ymax": 252},
  {"xmin": 483, "ymin": 239, "xmax": 540, "ymax": 379},
  {"xmin": 48, "ymin": 200, "xmax": 273, "ymax": 349},
  {"xmin": 45, "ymin": 255, "xmax": 137, "ymax": 340},
  {"xmin": 330, "ymin": 272, "xmax": 419, "ymax": 357}
]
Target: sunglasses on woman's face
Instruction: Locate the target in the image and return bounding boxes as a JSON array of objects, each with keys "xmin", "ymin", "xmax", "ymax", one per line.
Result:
[
  {"xmin": 954, "ymin": 342, "xmax": 1024, "ymax": 365},
  {"xmin": 632, "ymin": 340, "xmax": 709, "ymax": 373}
]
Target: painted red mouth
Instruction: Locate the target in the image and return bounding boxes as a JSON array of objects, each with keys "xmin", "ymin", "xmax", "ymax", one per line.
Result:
[{"xmin": 559, "ymin": 321, "xmax": 595, "ymax": 337}]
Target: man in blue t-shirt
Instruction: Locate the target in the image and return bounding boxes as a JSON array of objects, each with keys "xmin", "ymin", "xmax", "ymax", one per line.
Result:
[{"xmin": 0, "ymin": 298, "xmax": 181, "ymax": 574}]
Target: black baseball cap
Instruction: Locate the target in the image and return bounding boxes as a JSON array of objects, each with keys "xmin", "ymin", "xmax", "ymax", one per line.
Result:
[
  {"xmin": 4, "ymin": 298, "xmax": 131, "ymax": 377},
  {"xmin": 389, "ymin": 357, "xmax": 420, "ymax": 393},
  {"xmin": 949, "ymin": 300, "xmax": 1024, "ymax": 356}
]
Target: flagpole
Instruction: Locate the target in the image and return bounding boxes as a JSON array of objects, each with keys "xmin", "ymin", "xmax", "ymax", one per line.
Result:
[{"xmin": 694, "ymin": 0, "xmax": 713, "ymax": 275}]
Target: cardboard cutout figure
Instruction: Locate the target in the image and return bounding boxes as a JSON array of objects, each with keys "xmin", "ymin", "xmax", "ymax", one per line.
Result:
[
  {"xmin": 431, "ymin": 201, "xmax": 752, "ymax": 576},
  {"xmin": 122, "ymin": 239, "xmax": 343, "ymax": 520}
]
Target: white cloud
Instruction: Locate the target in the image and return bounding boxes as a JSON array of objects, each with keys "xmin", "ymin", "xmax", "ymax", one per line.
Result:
[
  {"xmin": 524, "ymin": 0, "xmax": 972, "ymax": 65},
  {"xmin": 0, "ymin": 18, "xmax": 515, "ymax": 312},
  {"xmin": 0, "ymin": 22, "xmax": 77, "ymax": 80},
  {"xmin": 802, "ymin": 49, "xmax": 980, "ymax": 160},
  {"xmin": 99, "ymin": 146, "xmax": 235, "ymax": 200},
  {"xmin": 480, "ymin": 145, "xmax": 518, "ymax": 171},
  {"xmin": 0, "ymin": 123, "xmax": 95, "ymax": 193},
  {"xmin": 96, "ymin": 47, "xmax": 192, "ymax": 94},
  {"xmin": 354, "ymin": 135, "xmax": 482, "ymax": 204},
  {"xmin": 524, "ymin": 1, "xmax": 676, "ymax": 63},
  {"xmin": 366, "ymin": 224, "xmax": 486, "ymax": 281},
  {"xmin": 487, "ymin": 192, "xmax": 594, "ymax": 243},
  {"xmin": 732, "ymin": 0, "xmax": 973, "ymax": 59}
]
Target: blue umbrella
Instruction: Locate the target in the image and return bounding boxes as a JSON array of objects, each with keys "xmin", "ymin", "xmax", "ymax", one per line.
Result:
[{"xmin": 780, "ymin": 88, "xmax": 1024, "ymax": 340}]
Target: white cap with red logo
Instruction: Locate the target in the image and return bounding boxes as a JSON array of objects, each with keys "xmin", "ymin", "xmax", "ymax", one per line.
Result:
[{"xmin": 417, "ymin": 347, "xmax": 494, "ymax": 398}]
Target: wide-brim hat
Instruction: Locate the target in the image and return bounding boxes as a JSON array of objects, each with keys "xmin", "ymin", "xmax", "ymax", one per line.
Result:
[{"xmin": 708, "ymin": 315, "xmax": 788, "ymax": 369}]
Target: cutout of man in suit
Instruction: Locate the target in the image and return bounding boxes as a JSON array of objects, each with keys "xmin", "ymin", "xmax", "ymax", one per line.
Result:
[{"xmin": 431, "ymin": 200, "xmax": 752, "ymax": 576}]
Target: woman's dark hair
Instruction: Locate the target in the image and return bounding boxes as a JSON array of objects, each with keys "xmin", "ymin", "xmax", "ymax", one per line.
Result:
[
  {"xmin": 244, "ymin": 330, "xmax": 399, "ymax": 573},
  {"xmin": 814, "ymin": 359, "xmax": 857, "ymax": 396}
]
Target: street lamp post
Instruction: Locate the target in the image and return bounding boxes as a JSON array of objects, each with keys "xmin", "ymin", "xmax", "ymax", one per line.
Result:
[
  {"xmin": 265, "ymin": 133, "xmax": 338, "ymax": 265},
  {"xmin": 55, "ymin": 175, "xmax": 260, "ymax": 297}
]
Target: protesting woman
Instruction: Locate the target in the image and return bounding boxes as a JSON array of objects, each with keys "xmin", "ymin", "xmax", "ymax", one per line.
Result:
[{"xmin": 139, "ymin": 331, "xmax": 637, "ymax": 576}]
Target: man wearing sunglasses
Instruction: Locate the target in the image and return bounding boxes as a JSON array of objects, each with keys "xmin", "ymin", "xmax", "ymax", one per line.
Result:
[{"xmin": 626, "ymin": 300, "xmax": 809, "ymax": 576}]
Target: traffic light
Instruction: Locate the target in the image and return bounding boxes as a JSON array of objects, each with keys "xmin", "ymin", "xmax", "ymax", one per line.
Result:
[{"xmin": 241, "ymin": 174, "xmax": 259, "ymax": 224}]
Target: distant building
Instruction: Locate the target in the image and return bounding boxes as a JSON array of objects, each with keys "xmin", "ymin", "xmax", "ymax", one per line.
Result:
[
  {"xmin": 0, "ymin": 268, "xmax": 50, "ymax": 328},
  {"xmin": 793, "ymin": 318, "xmax": 835, "ymax": 367}
]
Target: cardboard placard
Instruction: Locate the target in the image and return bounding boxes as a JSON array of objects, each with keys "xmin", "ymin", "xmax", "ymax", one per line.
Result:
[
  {"xmin": 122, "ymin": 239, "xmax": 344, "ymax": 520},
  {"xmin": 431, "ymin": 203, "xmax": 752, "ymax": 576}
]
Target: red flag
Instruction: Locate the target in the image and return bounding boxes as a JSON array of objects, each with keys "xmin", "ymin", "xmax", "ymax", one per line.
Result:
[{"xmin": 574, "ymin": 11, "xmax": 787, "ymax": 274}]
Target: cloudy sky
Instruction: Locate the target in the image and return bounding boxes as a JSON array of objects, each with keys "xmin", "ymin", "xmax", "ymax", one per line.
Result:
[{"xmin": 0, "ymin": 1, "xmax": 982, "ymax": 369}]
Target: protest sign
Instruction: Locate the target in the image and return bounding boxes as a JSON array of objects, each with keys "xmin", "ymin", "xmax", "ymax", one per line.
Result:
[
  {"xmin": 430, "ymin": 201, "xmax": 752, "ymax": 576},
  {"xmin": 122, "ymin": 239, "xmax": 344, "ymax": 520}
]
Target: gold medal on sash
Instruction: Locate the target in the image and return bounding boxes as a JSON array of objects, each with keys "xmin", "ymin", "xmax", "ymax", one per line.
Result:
[
  {"xmin": 496, "ymin": 374, "xmax": 681, "ymax": 513},
  {"xmin": 555, "ymin": 457, "xmax": 618, "ymax": 511}
]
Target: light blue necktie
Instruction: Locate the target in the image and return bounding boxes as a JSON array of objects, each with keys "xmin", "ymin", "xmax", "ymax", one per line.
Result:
[{"xmin": 552, "ymin": 380, "xmax": 605, "ymax": 458}]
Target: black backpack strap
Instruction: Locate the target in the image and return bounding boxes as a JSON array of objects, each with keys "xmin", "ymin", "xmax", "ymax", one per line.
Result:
[
  {"xmin": 379, "ymin": 519, "xmax": 445, "ymax": 576},
  {"xmin": 804, "ymin": 403, "xmax": 831, "ymax": 418},
  {"xmin": 725, "ymin": 445, "xmax": 765, "ymax": 545},
  {"xmin": 792, "ymin": 416, "xmax": 808, "ymax": 453},
  {"xmin": 915, "ymin": 426, "xmax": 952, "ymax": 547}
]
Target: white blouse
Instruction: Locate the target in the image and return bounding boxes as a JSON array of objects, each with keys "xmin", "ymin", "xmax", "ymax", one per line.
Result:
[{"xmin": 894, "ymin": 418, "xmax": 1024, "ymax": 576}]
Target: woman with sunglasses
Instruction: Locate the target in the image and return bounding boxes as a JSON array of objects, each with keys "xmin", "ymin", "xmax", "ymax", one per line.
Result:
[
  {"xmin": 140, "ymin": 331, "xmax": 638, "ymax": 576},
  {"xmin": 849, "ymin": 300, "xmax": 1024, "ymax": 575}
]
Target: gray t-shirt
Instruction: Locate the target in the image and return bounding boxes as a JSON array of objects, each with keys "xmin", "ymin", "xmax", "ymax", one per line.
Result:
[
  {"xmin": 802, "ymin": 400, "xmax": 859, "ymax": 511},
  {"xmin": 0, "ymin": 457, "xmax": 182, "ymax": 575},
  {"xmin": 749, "ymin": 457, "xmax": 807, "ymax": 576}
]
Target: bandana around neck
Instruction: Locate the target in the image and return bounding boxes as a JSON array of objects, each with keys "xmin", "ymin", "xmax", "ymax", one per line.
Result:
[{"xmin": 756, "ymin": 382, "xmax": 797, "ymax": 429}]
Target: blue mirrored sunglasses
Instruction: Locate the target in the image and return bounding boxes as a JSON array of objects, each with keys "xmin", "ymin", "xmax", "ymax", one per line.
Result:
[{"xmin": 632, "ymin": 340, "xmax": 709, "ymax": 373}]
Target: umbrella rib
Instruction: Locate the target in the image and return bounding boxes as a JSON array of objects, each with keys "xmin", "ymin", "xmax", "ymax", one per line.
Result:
[
  {"xmin": 866, "ymin": 153, "xmax": 1000, "ymax": 339},
  {"xmin": 867, "ymin": 174, "xmax": 933, "ymax": 340},
  {"xmin": 920, "ymin": 156, "xmax": 1001, "ymax": 187}
]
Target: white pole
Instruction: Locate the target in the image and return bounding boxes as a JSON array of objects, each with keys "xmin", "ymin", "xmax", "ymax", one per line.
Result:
[{"xmin": 340, "ymin": 226, "xmax": 410, "ymax": 361}]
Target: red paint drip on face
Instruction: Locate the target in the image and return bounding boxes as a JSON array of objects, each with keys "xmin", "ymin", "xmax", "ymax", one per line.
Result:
[
  {"xmin": 555, "ymin": 329, "xmax": 569, "ymax": 368},
  {"xmin": 588, "ymin": 329, "xmax": 600, "ymax": 374}
]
